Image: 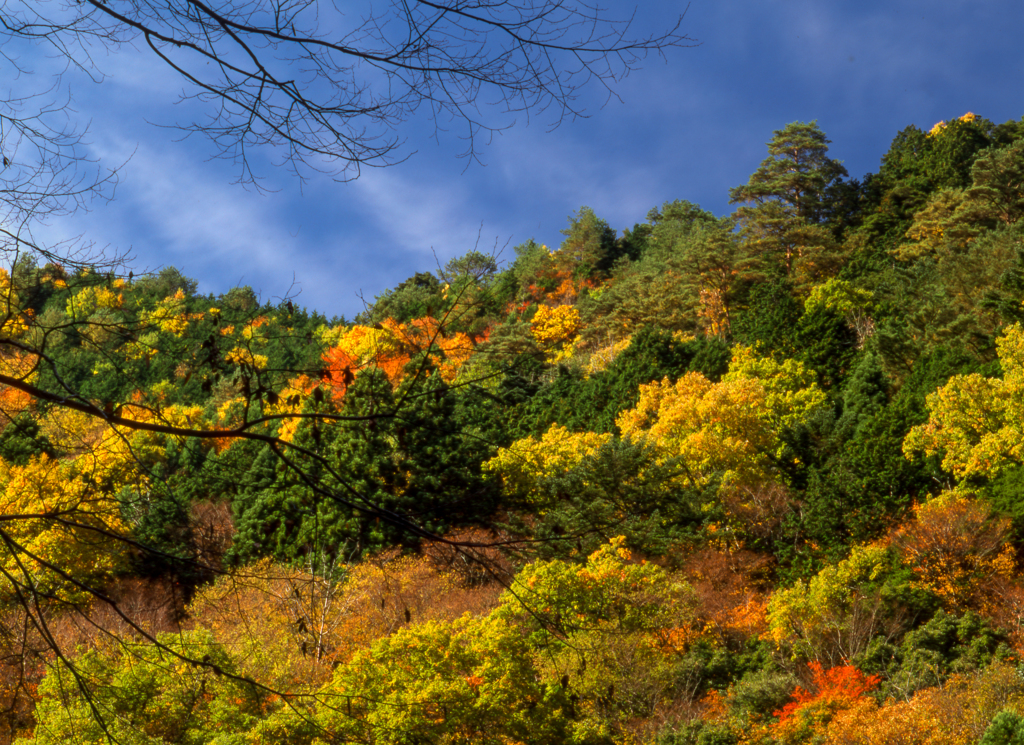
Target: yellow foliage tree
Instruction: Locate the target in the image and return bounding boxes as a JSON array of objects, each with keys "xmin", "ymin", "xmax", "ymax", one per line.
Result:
[
  {"xmin": 766, "ymin": 544, "xmax": 893, "ymax": 665},
  {"xmin": 37, "ymin": 403, "xmax": 209, "ymax": 496},
  {"xmin": 616, "ymin": 372, "xmax": 768, "ymax": 488},
  {"xmin": 322, "ymin": 612, "xmax": 569, "ymax": 745},
  {"xmin": 616, "ymin": 347, "xmax": 824, "ymax": 490},
  {"xmin": 721, "ymin": 345, "xmax": 826, "ymax": 432},
  {"xmin": 64, "ymin": 282, "xmax": 124, "ymax": 322},
  {"xmin": 0, "ymin": 268, "xmax": 31, "ymax": 339},
  {"xmin": 140, "ymin": 288, "xmax": 205, "ymax": 336},
  {"xmin": 531, "ymin": 304, "xmax": 582, "ymax": 348},
  {"xmin": 804, "ymin": 278, "xmax": 876, "ymax": 347},
  {"xmin": 0, "ymin": 454, "xmax": 127, "ymax": 604},
  {"xmin": 904, "ymin": 323, "xmax": 1024, "ymax": 480},
  {"xmin": 483, "ymin": 424, "xmax": 612, "ymax": 506},
  {"xmin": 584, "ymin": 335, "xmax": 632, "ymax": 376}
]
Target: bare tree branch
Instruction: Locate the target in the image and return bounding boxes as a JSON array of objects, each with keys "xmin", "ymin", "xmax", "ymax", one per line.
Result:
[{"xmin": 2, "ymin": 0, "xmax": 694, "ymax": 195}]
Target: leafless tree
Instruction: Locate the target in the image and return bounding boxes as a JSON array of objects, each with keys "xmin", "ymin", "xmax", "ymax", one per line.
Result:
[{"xmin": 3, "ymin": 0, "xmax": 692, "ymax": 196}]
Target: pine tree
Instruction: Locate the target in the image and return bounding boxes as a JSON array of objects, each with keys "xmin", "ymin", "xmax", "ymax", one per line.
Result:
[
  {"xmin": 229, "ymin": 399, "xmax": 351, "ymax": 564},
  {"xmin": 730, "ymin": 122, "xmax": 848, "ymax": 222},
  {"xmin": 836, "ymin": 351, "xmax": 890, "ymax": 440},
  {"xmin": 555, "ymin": 206, "xmax": 619, "ymax": 280},
  {"xmin": 730, "ymin": 122, "xmax": 848, "ymax": 285}
]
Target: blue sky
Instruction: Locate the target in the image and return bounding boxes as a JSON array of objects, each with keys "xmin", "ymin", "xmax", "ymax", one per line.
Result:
[{"xmin": 22, "ymin": 0, "xmax": 1024, "ymax": 319}]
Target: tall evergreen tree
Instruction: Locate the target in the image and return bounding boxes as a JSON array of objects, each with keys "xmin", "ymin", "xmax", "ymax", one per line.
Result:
[
  {"xmin": 835, "ymin": 351, "xmax": 891, "ymax": 440},
  {"xmin": 555, "ymin": 206, "xmax": 619, "ymax": 280},
  {"xmin": 730, "ymin": 122, "xmax": 848, "ymax": 285},
  {"xmin": 730, "ymin": 122, "xmax": 848, "ymax": 223}
]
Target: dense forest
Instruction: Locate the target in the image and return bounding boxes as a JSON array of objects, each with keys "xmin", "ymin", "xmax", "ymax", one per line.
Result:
[{"xmin": 2, "ymin": 111, "xmax": 1024, "ymax": 744}]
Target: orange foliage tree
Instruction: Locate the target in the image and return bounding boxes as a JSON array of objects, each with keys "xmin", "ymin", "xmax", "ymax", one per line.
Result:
[
  {"xmin": 0, "ymin": 352, "xmax": 35, "ymax": 425},
  {"xmin": 771, "ymin": 662, "xmax": 881, "ymax": 744},
  {"xmin": 892, "ymin": 491, "xmax": 1015, "ymax": 613},
  {"xmin": 321, "ymin": 316, "xmax": 477, "ymax": 398},
  {"xmin": 824, "ymin": 661, "xmax": 1024, "ymax": 745}
]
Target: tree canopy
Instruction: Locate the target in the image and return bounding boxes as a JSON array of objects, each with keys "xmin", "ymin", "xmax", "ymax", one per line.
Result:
[{"xmin": 0, "ymin": 111, "xmax": 1023, "ymax": 745}]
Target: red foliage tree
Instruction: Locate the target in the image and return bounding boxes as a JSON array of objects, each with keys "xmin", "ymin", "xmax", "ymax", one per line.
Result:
[{"xmin": 774, "ymin": 662, "xmax": 881, "ymax": 733}]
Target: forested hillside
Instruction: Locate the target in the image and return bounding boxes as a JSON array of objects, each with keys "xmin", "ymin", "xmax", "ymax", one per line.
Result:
[{"xmin": 3, "ymin": 112, "xmax": 1024, "ymax": 744}]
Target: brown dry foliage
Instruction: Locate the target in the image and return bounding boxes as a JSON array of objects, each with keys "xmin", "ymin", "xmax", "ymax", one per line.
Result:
[
  {"xmin": 420, "ymin": 528, "xmax": 516, "ymax": 587},
  {"xmin": 825, "ymin": 661, "xmax": 1024, "ymax": 745},
  {"xmin": 326, "ymin": 546, "xmax": 507, "ymax": 661},
  {"xmin": 721, "ymin": 480, "xmax": 796, "ymax": 545},
  {"xmin": 0, "ymin": 577, "xmax": 185, "ymax": 745},
  {"xmin": 890, "ymin": 494, "xmax": 1015, "ymax": 613},
  {"xmin": 57, "ymin": 577, "xmax": 187, "ymax": 646},
  {"xmin": 992, "ymin": 579, "xmax": 1024, "ymax": 653},
  {"xmin": 187, "ymin": 543, "xmax": 508, "ymax": 690},
  {"xmin": 189, "ymin": 500, "xmax": 235, "ymax": 573},
  {"xmin": 0, "ymin": 612, "xmax": 46, "ymax": 745},
  {"xmin": 187, "ymin": 559, "xmax": 339, "ymax": 690},
  {"xmin": 681, "ymin": 546, "xmax": 773, "ymax": 643}
]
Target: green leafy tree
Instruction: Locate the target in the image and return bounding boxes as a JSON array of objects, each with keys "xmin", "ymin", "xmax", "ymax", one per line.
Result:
[
  {"xmin": 584, "ymin": 203, "xmax": 755, "ymax": 338},
  {"xmin": 734, "ymin": 279, "xmax": 803, "ymax": 358},
  {"xmin": 361, "ymin": 271, "xmax": 446, "ymax": 324},
  {"xmin": 232, "ymin": 368, "xmax": 496, "ymax": 561},
  {"xmin": 779, "ymin": 345, "xmax": 977, "ymax": 568},
  {"xmin": 794, "ymin": 303, "xmax": 859, "ymax": 390},
  {"xmin": 850, "ymin": 115, "xmax": 1002, "ymax": 284},
  {"xmin": 0, "ymin": 415, "xmax": 54, "ymax": 466},
  {"xmin": 437, "ymin": 250, "xmax": 505, "ymax": 334},
  {"xmin": 615, "ymin": 221, "xmax": 653, "ymax": 263},
  {"xmin": 507, "ymin": 437, "xmax": 708, "ymax": 560},
  {"xmin": 227, "ymin": 391, "xmax": 351, "ymax": 565},
  {"xmin": 729, "ymin": 122, "xmax": 848, "ymax": 223},
  {"xmin": 966, "ymin": 139, "xmax": 1024, "ymax": 226},
  {"xmin": 842, "ymin": 115, "xmax": 1016, "ymax": 366},
  {"xmin": 495, "ymin": 538, "xmax": 698, "ymax": 728},
  {"xmin": 22, "ymin": 630, "xmax": 297, "ymax": 745},
  {"xmin": 921, "ymin": 113, "xmax": 998, "ymax": 189},
  {"xmin": 651, "ymin": 212, "xmax": 755, "ymax": 337},
  {"xmin": 579, "ymin": 253, "xmax": 696, "ymax": 337},
  {"xmin": 442, "ymin": 250, "xmax": 499, "ymax": 283},
  {"xmin": 981, "ymin": 711, "xmax": 1024, "ymax": 745},
  {"xmin": 513, "ymin": 328, "xmax": 730, "ymax": 437},
  {"xmin": 556, "ymin": 206, "xmax": 619, "ymax": 281},
  {"xmin": 729, "ymin": 122, "xmax": 848, "ymax": 285},
  {"xmin": 766, "ymin": 545, "xmax": 926, "ymax": 666},
  {"xmin": 323, "ymin": 614, "xmax": 579, "ymax": 745},
  {"xmin": 835, "ymin": 351, "xmax": 891, "ymax": 441},
  {"xmin": 886, "ymin": 142, "xmax": 1024, "ymax": 351},
  {"xmin": 857, "ymin": 610, "xmax": 1012, "ymax": 700}
]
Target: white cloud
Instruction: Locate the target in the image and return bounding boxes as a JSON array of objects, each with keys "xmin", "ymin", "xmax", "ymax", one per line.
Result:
[
  {"xmin": 346, "ymin": 168, "xmax": 487, "ymax": 261},
  {"xmin": 31, "ymin": 133, "xmax": 300, "ymax": 294}
]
